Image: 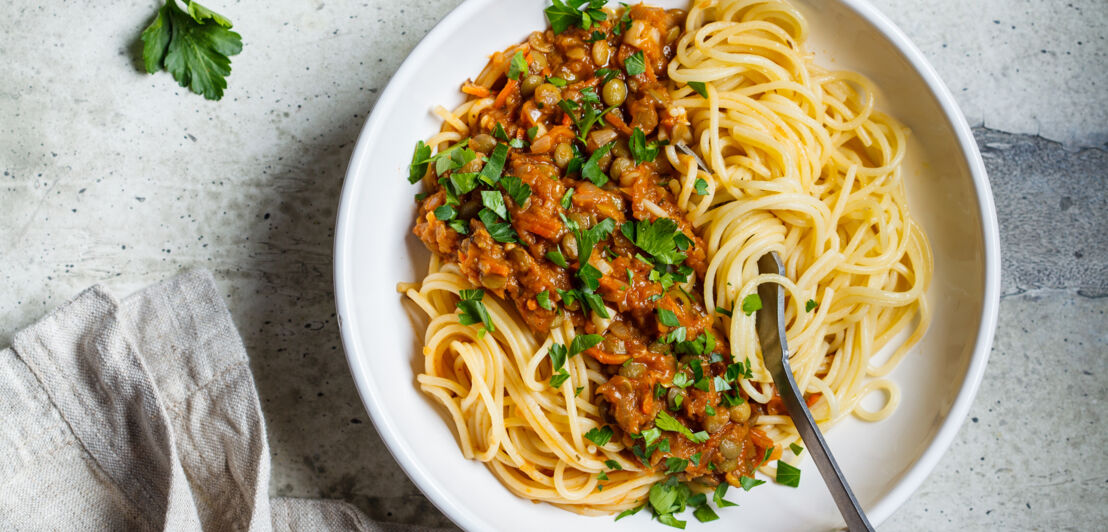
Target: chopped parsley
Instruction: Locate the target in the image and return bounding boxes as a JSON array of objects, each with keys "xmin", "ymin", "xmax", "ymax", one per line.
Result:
[
  {"xmin": 624, "ymin": 50, "xmax": 646, "ymax": 76},
  {"xmin": 544, "ymin": 0, "xmax": 608, "ymax": 34},
  {"xmin": 694, "ymin": 178, "xmax": 709, "ymax": 195},
  {"xmin": 615, "ymin": 505, "xmax": 643, "ymax": 521},
  {"xmin": 408, "ymin": 141, "xmax": 431, "ymax": 183},
  {"xmin": 569, "ymin": 333, "xmax": 604, "ymax": 356},
  {"xmin": 665, "ymin": 457, "xmax": 688, "ymax": 474},
  {"xmin": 629, "ymin": 127, "xmax": 662, "ymax": 164},
  {"xmin": 481, "ymin": 190, "xmax": 508, "ymax": 219},
  {"xmin": 581, "ymin": 142, "xmax": 615, "ymax": 186},
  {"xmin": 585, "ymin": 425, "xmax": 614, "ymax": 446},
  {"xmin": 713, "ymin": 483, "xmax": 738, "ymax": 507},
  {"xmin": 687, "ymin": 81, "xmax": 708, "ymax": 98},
  {"xmin": 558, "ymin": 98, "xmax": 617, "ymax": 142},
  {"xmin": 448, "ymin": 219, "xmax": 469, "ymax": 234},
  {"xmin": 790, "ymin": 442, "xmax": 804, "ymax": 455},
  {"xmin": 546, "ymin": 249, "xmax": 568, "ymax": 268},
  {"xmin": 479, "ymin": 143, "xmax": 509, "ymax": 185},
  {"xmin": 739, "ymin": 475, "xmax": 766, "ymax": 491},
  {"xmin": 550, "ymin": 370, "xmax": 571, "ymax": 387},
  {"xmin": 499, "ymin": 176, "xmax": 531, "ymax": 206},
  {"xmin": 456, "ymin": 289, "xmax": 493, "ymax": 334},
  {"xmin": 776, "ymin": 461, "xmax": 801, "ymax": 487},
  {"xmin": 477, "ymin": 208, "xmax": 517, "ymax": 243},
  {"xmin": 654, "ymin": 411, "xmax": 708, "ymax": 443},
  {"xmin": 560, "ymin": 187, "xmax": 575, "ymax": 209},
  {"xmin": 573, "ymin": 217, "xmax": 616, "ymax": 265},
  {"xmin": 536, "ymin": 290, "xmax": 554, "ymax": 310},
  {"xmin": 595, "ymin": 67, "xmax": 620, "ymax": 84},
  {"xmin": 449, "ymin": 171, "xmax": 479, "ymax": 195},
  {"xmin": 578, "ymin": 263, "xmax": 602, "ymax": 291},
  {"xmin": 656, "ymin": 308, "xmax": 680, "ymax": 327},
  {"xmin": 507, "ymin": 50, "xmax": 528, "ymax": 80},
  {"xmin": 692, "ymin": 504, "xmax": 719, "ymax": 523},
  {"xmin": 492, "ymin": 122, "xmax": 509, "ymax": 141},
  {"xmin": 549, "ymin": 343, "xmax": 568, "ymax": 370},
  {"xmin": 715, "ymin": 305, "xmax": 733, "ymax": 318},
  {"xmin": 546, "ymin": 76, "xmax": 568, "ymax": 87},
  {"xmin": 622, "ymin": 218, "xmax": 690, "ymax": 266},
  {"xmin": 433, "ymin": 205, "xmax": 455, "ymax": 221},
  {"xmin": 741, "ymin": 293, "xmax": 762, "ymax": 315},
  {"xmin": 806, "ymin": 299, "xmax": 818, "ymax": 312},
  {"xmin": 605, "ymin": 459, "xmax": 623, "ymax": 470}
]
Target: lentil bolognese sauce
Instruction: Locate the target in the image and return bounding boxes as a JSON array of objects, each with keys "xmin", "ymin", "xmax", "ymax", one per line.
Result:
[
  {"xmin": 399, "ymin": 0, "xmax": 932, "ymax": 524},
  {"xmin": 412, "ymin": 1, "xmax": 770, "ymax": 488}
]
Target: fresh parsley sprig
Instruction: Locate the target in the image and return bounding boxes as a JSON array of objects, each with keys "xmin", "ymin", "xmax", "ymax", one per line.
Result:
[
  {"xmin": 141, "ymin": 0, "xmax": 243, "ymax": 100},
  {"xmin": 545, "ymin": 0, "xmax": 609, "ymax": 34}
]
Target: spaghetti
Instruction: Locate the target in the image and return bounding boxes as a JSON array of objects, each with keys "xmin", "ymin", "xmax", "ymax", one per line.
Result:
[{"xmin": 398, "ymin": 0, "xmax": 932, "ymax": 518}]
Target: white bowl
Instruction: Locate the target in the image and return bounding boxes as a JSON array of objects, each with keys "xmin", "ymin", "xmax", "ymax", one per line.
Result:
[{"xmin": 334, "ymin": 1, "xmax": 1000, "ymax": 530}]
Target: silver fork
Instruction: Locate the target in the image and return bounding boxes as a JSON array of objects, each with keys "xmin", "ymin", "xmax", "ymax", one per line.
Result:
[{"xmin": 756, "ymin": 252, "xmax": 875, "ymax": 532}]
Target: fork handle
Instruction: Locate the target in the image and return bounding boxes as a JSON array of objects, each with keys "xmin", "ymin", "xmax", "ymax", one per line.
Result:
[{"xmin": 756, "ymin": 253, "xmax": 875, "ymax": 532}]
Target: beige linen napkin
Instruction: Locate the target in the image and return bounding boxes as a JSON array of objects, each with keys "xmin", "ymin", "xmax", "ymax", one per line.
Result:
[{"xmin": 0, "ymin": 269, "xmax": 417, "ymax": 531}]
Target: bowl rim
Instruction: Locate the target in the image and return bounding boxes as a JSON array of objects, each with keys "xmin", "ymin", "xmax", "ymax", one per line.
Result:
[{"xmin": 333, "ymin": 0, "xmax": 1001, "ymax": 529}]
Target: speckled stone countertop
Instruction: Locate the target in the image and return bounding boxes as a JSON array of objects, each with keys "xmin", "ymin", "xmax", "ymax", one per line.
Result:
[{"xmin": 1, "ymin": 1, "xmax": 1104, "ymax": 530}]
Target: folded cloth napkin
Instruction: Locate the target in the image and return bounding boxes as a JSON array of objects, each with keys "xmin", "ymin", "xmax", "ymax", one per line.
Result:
[{"xmin": 0, "ymin": 270, "xmax": 414, "ymax": 531}]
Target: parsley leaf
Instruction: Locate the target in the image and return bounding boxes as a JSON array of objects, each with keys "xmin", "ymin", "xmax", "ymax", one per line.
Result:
[
  {"xmin": 790, "ymin": 442, "xmax": 804, "ymax": 455},
  {"xmin": 656, "ymin": 308, "xmax": 680, "ymax": 327},
  {"xmin": 500, "ymin": 176, "xmax": 531, "ymax": 207},
  {"xmin": 573, "ymin": 217, "xmax": 616, "ymax": 265},
  {"xmin": 537, "ymin": 290, "xmax": 554, "ymax": 310},
  {"xmin": 806, "ymin": 299, "xmax": 818, "ymax": 312},
  {"xmin": 715, "ymin": 306, "xmax": 733, "ymax": 318},
  {"xmin": 507, "ymin": 50, "xmax": 528, "ymax": 80},
  {"xmin": 629, "ymin": 127, "xmax": 661, "ymax": 164},
  {"xmin": 492, "ymin": 122, "xmax": 509, "ymax": 141},
  {"xmin": 569, "ymin": 334, "xmax": 604, "ymax": 356},
  {"xmin": 665, "ymin": 457, "xmax": 688, "ymax": 474},
  {"xmin": 479, "ymin": 144, "xmax": 510, "ymax": 185},
  {"xmin": 776, "ymin": 461, "xmax": 801, "ymax": 487},
  {"xmin": 549, "ymin": 343, "xmax": 568, "ymax": 370},
  {"xmin": 449, "ymin": 172, "xmax": 479, "ymax": 195},
  {"xmin": 561, "ymin": 187, "xmax": 575, "ymax": 209},
  {"xmin": 546, "ymin": 250, "xmax": 568, "ymax": 268},
  {"xmin": 477, "ymin": 208, "xmax": 517, "ymax": 243},
  {"xmin": 408, "ymin": 141, "xmax": 431, "ymax": 183},
  {"xmin": 559, "ymin": 99, "xmax": 617, "ymax": 142},
  {"xmin": 654, "ymin": 411, "xmax": 708, "ymax": 443},
  {"xmin": 585, "ymin": 425, "xmax": 614, "ymax": 446},
  {"xmin": 582, "ymin": 142, "xmax": 615, "ymax": 186},
  {"xmin": 687, "ymin": 81, "xmax": 708, "ymax": 98},
  {"xmin": 550, "ymin": 370, "xmax": 571, "ymax": 387},
  {"xmin": 615, "ymin": 505, "xmax": 643, "ymax": 521},
  {"xmin": 433, "ymin": 205, "xmax": 455, "ymax": 221},
  {"xmin": 739, "ymin": 475, "xmax": 766, "ymax": 491},
  {"xmin": 694, "ymin": 178, "xmax": 709, "ymax": 195},
  {"xmin": 624, "ymin": 50, "xmax": 646, "ymax": 76},
  {"xmin": 605, "ymin": 459, "xmax": 623, "ymax": 470},
  {"xmin": 448, "ymin": 219, "xmax": 469, "ymax": 234},
  {"xmin": 713, "ymin": 483, "xmax": 739, "ymax": 507},
  {"xmin": 649, "ymin": 478, "xmax": 681, "ymax": 515},
  {"xmin": 692, "ymin": 505, "xmax": 719, "ymax": 523},
  {"xmin": 456, "ymin": 289, "xmax": 494, "ymax": 333},
  {"xmin": 547, "ymin": 76, "xmax": 568, "ymax": 87},
  {"xmin": 544, "ymin": 0, "xmax": 608, "ymax": 34},
  {"xmin": 578, "ymin": 263, "xmax": 602, "ymax": 291},
  {"xmin": 625, "ymin": 218, "xmax": 688, "ymax": 265},
  {"xmin": 741, "ymin": 293, "xmax": 762, "ymax": 315},
  {"xmin": 141, "ymin": 0, "xmax": 243, "ymax": 100},
  {"xmin": 481, "ymin": 190, "xmax": 508, "ymax": 220}
]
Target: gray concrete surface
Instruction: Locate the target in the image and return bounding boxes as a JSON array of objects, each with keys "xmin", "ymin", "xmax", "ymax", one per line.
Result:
[{"xmin": 1, "ymin": 0, "xmax": 1105, "ymax": 530}]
